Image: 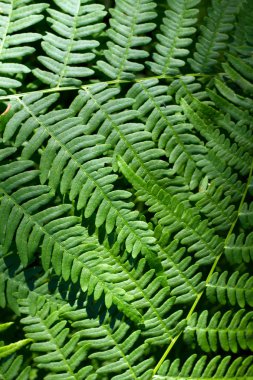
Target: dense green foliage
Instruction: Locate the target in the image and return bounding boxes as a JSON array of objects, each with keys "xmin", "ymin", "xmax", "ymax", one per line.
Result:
[{"xmin": 0, "ymin": 0, "xmax": 253, "ymax": 378}]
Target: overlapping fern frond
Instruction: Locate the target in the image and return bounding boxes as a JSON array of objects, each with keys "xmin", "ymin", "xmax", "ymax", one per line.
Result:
[
  {"xmin": 97, "ymin": 0, "xmax": 157, "ymax": 80},
  {"xmin": 0, "ymin": 0, "xmax": 253, "ymax": 379},
  {"xmin": 33, "ymin": 0, "xmax": 106, "ymax": 87},
  {"xmin": 0, "ymin": 0, "xmax": 48, "ymax": 94}
]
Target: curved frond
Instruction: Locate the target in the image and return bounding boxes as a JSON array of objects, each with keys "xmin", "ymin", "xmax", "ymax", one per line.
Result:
[
  {"xmin": 127, "ymin": 80, "xmax": 241, "ymax": 232},
  {"xmin": 147, "ymin": 0, "xmax": 200, "ymax": 75},
  {"xmin": 33, "ymin": 0, "xmax": 106, "ymax": 87},
  {"xmin": 206, "ymin": 271, "xmax": 253, "ymax": 308},
  {"xmin": 184, "ymin": 309, "xmax": 253, "ymax": 353},
  {"xmin": 97, "ymin": 0, "xmax": 157, "ymax": 80},
  {"xmin": 0, "ymin": 0, "xmax": 48, "ymax": 94}
]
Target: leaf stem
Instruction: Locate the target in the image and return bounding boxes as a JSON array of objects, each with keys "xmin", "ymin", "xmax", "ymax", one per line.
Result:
[{"xmin": 0, "ymin": 73, "xmax": 212, "ymax": 101}]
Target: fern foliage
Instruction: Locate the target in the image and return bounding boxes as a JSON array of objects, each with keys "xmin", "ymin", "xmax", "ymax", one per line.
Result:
[
  {"xmin": 33, "ymin": 0, "xmax": 106, "ymax": 87},
  {"xmin": 147, "ymin": 0, "xmax": 200, "ymax": 75},
  {"xmin": 97, "ymin": 0, "xmax": 157, "ymax": 80},
  {"xmin": 0, "ymin": 0, "xmax": 253, "ymax": 379},
  {"xmin": 0, "ymin": 0, "xmax": 48, "ymax": 94},
  {"xmin": 154, "ymin": 354, "xmax": 253, "ymax": 379}
]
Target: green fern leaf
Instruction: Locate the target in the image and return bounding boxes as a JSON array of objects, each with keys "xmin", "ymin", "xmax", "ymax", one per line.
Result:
[
  {"xmin": 181, "ymin": 98, "xmax": 252, "ymax": 177},
  {"xmin": 189, "ymin": 0, "xmax": 240, "ymax": 73},
  {"xmin": 206, "ymin": 271, "xmax": 253, "ymax": 308},
  {"xmin": 154, "ymin": 354, "xmax": 253, "ymax": 379},
  {"xmin": 64, "ymin": 309, "xmax": 154, "ymax": 380},
  {"xmin": 97, "ymin": 0, "xmax": 157, "ymax": 80},
  {"xmin": 33, "ymin": 0, "xmax": 106, "ymax": 87},
  {"xmin": 147, "ymin": 0, "xmax": 200, "ymax": 75},
  {"xmin": 225, "ymin": 232, "xmax": 253, "ymax": 264},
  {"xmin": 0, "ymin": 354, "xmax": 32, "ymax": 380},
  {"xmin": 0, "ymin": 150, "xmax": 144, "ymax": 322},
  {"xmin": 118, "ymin": 155, "xmax": 223, "ymax": 266},
  {"xmin": 127, "ymin": 79, "xmax": 205, "ymax": 190},
  {"xmin": 2, "ymin": 92, "xmax": 162, "ymax": 272},
  {"xmin": 184, "ymin": 309, "xmax": 253, "ymax": 353},
  {"xmin": 0, "ymin": 0, "xmax": 48, "ymax": 94},
  {"xmin": 20, "ymin": 298, "xmax": 94, "ymax": 380},
  {"xmin": 0, "ymin": 1, "xmax": 253, "ymax": 378}
]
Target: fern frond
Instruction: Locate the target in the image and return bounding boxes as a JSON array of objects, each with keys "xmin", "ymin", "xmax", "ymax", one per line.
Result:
[
  {"xmin": 184, "ymin": 309, "xmax": 253, "ymax": 353},
  {"xmin": 0, "ymin": 0, "xmax": 253, "ymax": 377},
  {"xmin": 97, "ymin": 0, "xmax": 157, "ymax": 80},
  {"xmin": 0, "ymin": 354, "xmax": 32, "ymax": 380},
  {"xmin": 0, "ymin": 149, "xmax": 144, "ymax": 322},
  {"xmin": 225, "ymin": 232, "xmax": 253, "ymax": 264},
  {"xmin": 127, "ymin": 79, "xmax": 205, "ymax": 190},
  {"xmin": 206, "ymin": 271, "xmax": 253, "ymax": 308},
  {"xmin": 128, "ymin": 80, "xmax": 240, "ymax": 232},
  {"xmin": 72, "ymin": 83, "xmax": 190, "ymax": 199},
  {"xmin": 157, "ymin": 240, "xmax": 204, "ymax": 304},
  {"xmin": 189, "ymin": 182, "xmax": 237, "ymax": 232},
  {"xmin": 147, "ymin": 0, "xmax": 200, "ymax": 75},
  {"xmin": 191, "ymin": 99, "xmax": 253, "ymax": 156},
  {"xmin": 154, "ymin": 354, "xmax": 253, "ymax": 379},
  {"xmin": 71, "ymin": 85, "xmax": 208, "ymax": 294},
  {"xmin": 222, "ymin": 54, "xmax": 253, "ymax": 95},
  {"xmin": 0, "ymin": 322, "xmax": 32, "ymax": 359},
  {"xmin": 189, "ymin": 0, "xmax": 239, "ymax": 73},
  {"xmin": 20, "ymin": 298, "xmax": 94, "ymax": 380},
  {"xmin": 64, "ymin": 310, "xmax": 154, "ymax": 380},
  {"xmin": 207, "ymin": 55, "xmax": 253, "ymax": 123},
  {"xmin": 95, "ymin": 246, "xmax": 185, "ymax": 345},
  {"xmin": 2, "ymin": 92, "xmax": 162, "ymax": 272},
  {"xmin": 239, "ymin": 201, "xmax": 253, "ymax": 229},
  {"xmin": 118, "ymin": 156, "xmax": 223, "ymax": 266},
  {"xmin": 33, "ymin": 0, "xmax": 106, "ymax": 87},
  {"xmin": 0, "ymin": 0, "xmax": 48, "ymax": 94},
  {"xmin": 181, "ymin": 98, "xmax": 252, "ymax": 177},
  {"xmin": 230, "ymin": 0, "xmax": 253, "ymax": 56}
]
